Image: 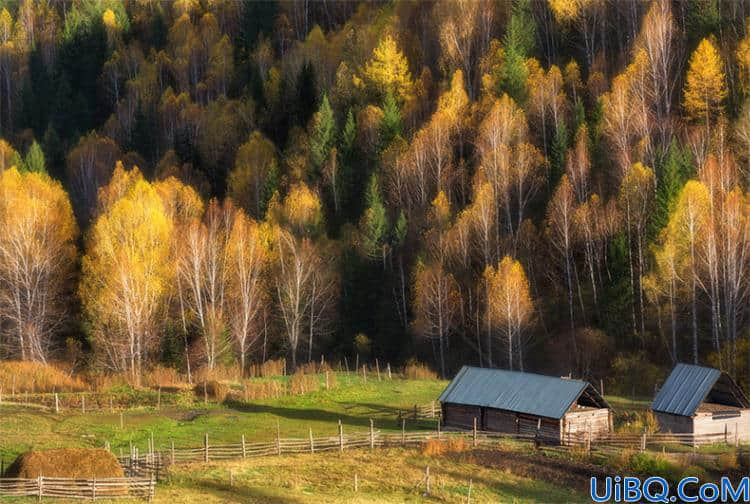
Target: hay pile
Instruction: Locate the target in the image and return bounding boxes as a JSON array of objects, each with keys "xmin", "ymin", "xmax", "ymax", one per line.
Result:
[{"xmin": 4, "ymin": 449, "xmax": 124, "ymax": 478}]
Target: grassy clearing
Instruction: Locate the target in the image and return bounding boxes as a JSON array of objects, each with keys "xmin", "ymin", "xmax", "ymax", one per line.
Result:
[
  {"xmin": 154, "ymin": 447, "xmax": 588, "ymax": 503},
  {"xmin": 1, "ymin": 374, "xmax": 446, "ymax": 463}
]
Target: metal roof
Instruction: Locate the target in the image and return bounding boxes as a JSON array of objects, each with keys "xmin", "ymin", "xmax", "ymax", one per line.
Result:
[
  {"xmin": 651, "ymin": 363, "xmax": 750, "ymax": 416},
  {"xmin": 651, "ymin": 363, "xmax": 732, "ymax": 417},
  {"xmin": 438, "ymin": 366, "xmax": 608, "ymax": 420}
]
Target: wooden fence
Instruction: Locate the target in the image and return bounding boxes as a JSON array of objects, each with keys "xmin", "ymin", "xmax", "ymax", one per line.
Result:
[
  {"xmin": 397, "ymin": 401, "xmax": 442, "ymax": 422},
  {"xmin": 0, "ymin": 476, "xmax": 155, "ymax": 501}
]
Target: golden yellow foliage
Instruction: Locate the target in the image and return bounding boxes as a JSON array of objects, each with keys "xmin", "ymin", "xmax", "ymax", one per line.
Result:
[
  {"xmin": 0, "ymin": 168, "xmax": 78, "ymax": 361},
  {"xmin": 683, "ymin": 38, "xmax": 727, "ymax": 123},
  {"xmin": 81, "ymin": 167, "xmax": 174, "ymax": 381},
  {"xmin": 362, "ymin": 34, "xmax": 414, "ymax": 103}
]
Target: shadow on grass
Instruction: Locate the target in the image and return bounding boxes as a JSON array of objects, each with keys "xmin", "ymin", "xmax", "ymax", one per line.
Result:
[
  {"xmin": 223, "ymin": 400, "xmax": 411, "ymax": 430},
  {"xmin": 178, "ymin": 478, "xmax": 306, "ymax": 503}
]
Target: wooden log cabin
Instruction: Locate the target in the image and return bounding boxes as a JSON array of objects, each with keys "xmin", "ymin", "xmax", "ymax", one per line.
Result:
[
  {"xmin": 651, "ymin": 363, "xmax": 750, "ymax": 445},
  {"xmin": 439, "ymin": 366, "xmax": 612, "ymax": 444}
]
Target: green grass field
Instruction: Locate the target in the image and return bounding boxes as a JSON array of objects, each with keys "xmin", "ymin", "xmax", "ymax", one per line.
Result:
[
  {"xmin": 0, "ymin": 374, "xmax": 602, "ymax": 502},
  {"xmin": 0, "ymin": 374, "xmax": 446, "ymax": 462}
]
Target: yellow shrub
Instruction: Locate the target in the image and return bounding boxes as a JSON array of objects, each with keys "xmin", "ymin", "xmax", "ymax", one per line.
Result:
[
  {"xmin": 403, "ymin": 361, "xmax": 438, "ymax": 380},
  {"xmin": 0, "ymin": 361, "xmax": 86, "ymax": 393}
]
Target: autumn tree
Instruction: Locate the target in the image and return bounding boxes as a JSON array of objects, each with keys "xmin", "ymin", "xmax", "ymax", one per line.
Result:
[
  {"xmin": 413, "ymin": 260, "xmax": 460, "ymax": 378},
  {"xmin": 683, "ymin": 38, "xmax": 727, "ymax": 126},
  {"xmin": 228, "ymin": 131, "xmax": 279, "ymax": 219},
  {"xmin": 226, "ymin": 211, "xmax": 267, "ymax": 374},
  {"xmin": 81, "ymin": 165, "xmax": 174, "ymax": 382},
  {"xmin": 0, "ymin": 168, "xmax": 77, "ymax": 362},
  {"xmin": 484, "ymin": 256, "xmax": 534, "ymax": 370},
  {"xmin": 362, "ymin": 34, "xmax": 414, "ymax": 104}
]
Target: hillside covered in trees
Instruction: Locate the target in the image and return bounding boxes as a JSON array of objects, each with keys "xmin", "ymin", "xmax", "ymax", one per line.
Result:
[{"xmin": 1, "ymin": 0, "xmax": 749, "ymax": 391}]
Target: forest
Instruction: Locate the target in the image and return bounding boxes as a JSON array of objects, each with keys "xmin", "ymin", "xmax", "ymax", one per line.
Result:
[{"xmin": 0, "ymin": 0, "xmax": 748, "ymax": 392}]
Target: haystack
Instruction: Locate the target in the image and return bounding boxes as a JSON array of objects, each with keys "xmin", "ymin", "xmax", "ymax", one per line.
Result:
[{"xmin": 4, "ymin": 448, "xmax": 124, "ymax": 478}]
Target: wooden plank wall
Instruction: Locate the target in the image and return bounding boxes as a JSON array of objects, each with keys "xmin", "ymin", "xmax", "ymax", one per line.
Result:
[
  {"xmin": 693, "ymin": 409, "xmax": 750, "ymax": 443},
  {"xmin": 563, "ymin": 408, "xmax": 611, "ymax": 440}
]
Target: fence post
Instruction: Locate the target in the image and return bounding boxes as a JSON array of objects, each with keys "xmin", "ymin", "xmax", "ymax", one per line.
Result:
[
  {"xmin": 309, "ymin": 427, "xmax": 314, "ymax": 453},
  {"xmin": 157, "ymin": 387, "xmax": 161, "ymax": 410},
  {"xmin": 92, "ymin": 476, "xmax": 96, "ymax": 500},
  {"xmin": 242, "ymin": 434, "xmax": 246, "ymax": 458},
  {"xmin": 0, "ymin": 386, "xmax": 3, "ymax": 405},
  {"xmin": 414, "ymin": 404, "xmax": 418, "ymax": 420},
  {"xmin": 120, "ymin": 411, "xmax": 124, "ymax": 429},
  {"xmin": 376, "ymin": 359, "xmax": 381, "ymax": 381},
  {"xmin": 370, "ymin": 419, "xmax": 374, "ymax": 450},
  {"xmin": 325, "ymin": 371, "xmax": 329, "ymax": 390},
  {"xmin": 362, "ymin": 365, "xmax": 367, "ymax": 383},
  {"xmin": 431, "ymin": 401, "xmax": 435, "ymax": 418},
  {"xmin": 339, "ymin": 419, "xmax": 344, "ymax": 452},
  {"xmin": 203, "ymin": 381, "xmax": 208, "ymax": 405},
  {"xmin": 437, "ymin": 419, "xmax": 441, "ymax": 439},
  {"xmin": 425, "ymin": 466, "xmax": 431, "ymax": 496},
  {"xmin": 588, "ymin": 430, "xmax": 592, "ymax": 455},
  {"xmin": 640, "ymin": 432, "xmax": 646, "ymax": 452},
  {"xmin": 171, "ymin": 441, "xmax": 175, "ymax": 465},
  {"xmin": 344, "ymin": 356, "xmax": 349, "ymax": 374},
  {"xmin": 402, "ymin": 418, "xmax": 406, "ymax": 445},
  {"xmin": 387, "ymin": 363, "xmax": 392, "ymax": 379},
  {"xmin": 55, "ymin": 393, "xmax": 59, "ymax": 413},
  {"xmin": 736, "ymin": 423, "xmax": 740, "ymax": 447},
  {"xmin": 81, "ymin": 393, "xmax": 85, "ymax": 414},
  {"xmin": 37, "ymin": 475, "xmax": 42, "ymax": 501},
  {"xmin": 725, "ymin": 424, "xmax": 728, "ymax": 445},
  {"xmin": 600, "ymin": 378, "xmax": 605, "ymax": 397},
  {"xmin": 473, "ymin": 417, "xmax": 477, "ymax": 447},
  {"xmin": 204, "ymin": 433, "xmax": 209, "ymax": 463}
]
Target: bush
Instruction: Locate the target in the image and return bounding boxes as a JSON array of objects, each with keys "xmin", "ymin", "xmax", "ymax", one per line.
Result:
[
  {"xmin": 0, "ymin": 361, "xmax": 87, "ymax": 393},
  {"xmin": 617, "ymin": 410, "xmax": 660, "ymax": 434},
  {"xmin": 195, "ymin": 364, "xmax": 242, "ymax": 383},
  {"xmin": 421, "ymin": 437, "xmax": 468, "ymax": 456},
  {"xmin": 289, "ymin": 371, "xmax": 319, "ymax": 395},
  {"xmin": 717, "ymin": 452, "xmax": 739, "ymax": 472},
  {"xmin": 248, "ymin": 358, "xmax": 286, "ymax": 377},
  {"xmin": 193, "ymin": 380, "xmax": 229, "ymax": 403},
  {"xmin": 403, "ymin": 360, "xmax": 438, "ymax": 380},
  {"xmin": 236, "ymin": 380, "xmax": 284, "ymax": 400},
  {"xmin": 626, "ymin": 452, "xmax": 682, "ymax": 483},
  {"xmin": 143, "ymin": 365, "xmax": 182, "ymax": 387}
]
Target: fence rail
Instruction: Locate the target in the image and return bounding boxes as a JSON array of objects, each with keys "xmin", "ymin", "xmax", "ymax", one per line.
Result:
[{"xmin": 0, "ymin": 476, "xmax": 155, "ymax": 501}]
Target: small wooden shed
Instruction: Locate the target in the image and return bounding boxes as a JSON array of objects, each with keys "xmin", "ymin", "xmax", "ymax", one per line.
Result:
[
  {"xmin": 651, "ymin": 363, "xmax": 750, "ymax": 444},
  {"xmin": 439, "ymin": 366, "xmax": 612, "ymax": 443}
]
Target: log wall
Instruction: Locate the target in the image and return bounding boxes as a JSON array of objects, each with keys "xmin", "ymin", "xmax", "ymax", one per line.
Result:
[{"xmin": 442, "ymin": 403, "xmax": 481, "ymax": 429}]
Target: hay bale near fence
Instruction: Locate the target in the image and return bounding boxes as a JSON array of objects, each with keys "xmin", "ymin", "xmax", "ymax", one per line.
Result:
[{"xmin": 4, "ymin": 449, "xmax": 124, "ymax": 479}]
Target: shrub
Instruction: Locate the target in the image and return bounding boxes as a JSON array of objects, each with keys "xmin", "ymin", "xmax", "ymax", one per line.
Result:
[
  {"xmin": 403, "ymin": 360, "xmax": 438, "ymax": 380},
  {"xmin": 143, "ymin": 365, "xmax": 182, "ymax": 388},
  {"xmin": 289, "ymin": 371, "xmax": 319, "ymax": 395},
  {"xmin": 717, "ymin": 452, "xmax": 739, "ymax": 472},
  {"xmin": 248, "ymin": 358, "xmax": 286, "ymax": 377},
  {"xmin": 618, "ymin": 410, "xmax": 660, "ymax": 434},
  {"xmin": 626, "ymin": 452, "xmax": 682, "ymax": 483},
  {"xmin": 421, "ymin": 437, "xmax": 468, "ymax": 456},
  {"xmin": 236, "ymin": 380, "xmax": 284, "ymax": 400},
  {"xmin": 195, "ymin": 364, "xmax": 242, "ymax": 383},
  {"xmin": 0, "ymin": 361, "xmax": 87, "ymax": 393},
  {"xmin": 193, "ymin": 380, "xmax": 229, "ymax": 403}
]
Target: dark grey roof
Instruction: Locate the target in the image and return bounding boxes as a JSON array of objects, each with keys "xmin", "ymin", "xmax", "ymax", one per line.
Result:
[
  {"xmin": 651, "ymin": 363, "xmax": 750, "ymax": 417},
  {"xmin": 438, "ymin": 366, "xmax": 609, "ymax": 420}
]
